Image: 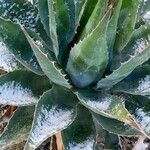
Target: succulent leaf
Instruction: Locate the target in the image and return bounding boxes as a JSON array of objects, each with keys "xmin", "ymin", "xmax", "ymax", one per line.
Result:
[
  {"xmin": 21, "ymin": 26, "xmax": 71, "ymax": 89},
  {"xmin": 0, "ymin": 40, "xmax": 23, "ymax": 72},
  {"xmin": 76, "ymin": 89, "xmax": 130, "ymax": 122},
  {"xmin": 0, "ymin": 106, "xmax": 34, "ymax": 149},
  {"xmin": 38, "ymin": 0, "xmax": 50, "ymax": 36},
  {"xmin": 80, "ymin": 0, "xmax": 109, "ymax": 39},
  {"xmin": 24, "ymin": 85, "xmax": 78, "ymax": 150},
  {"xmin": 92, "ymin": 113, "xmax": 141, "ymax": 136},
  {"xmin": 97, "ymin": 44, "xmax": 150, "ymax": 89},
  {"xmin": 0, "ymin": 18, "xmax": 44, "ymax": 75},
  {"xmin": 66, "ymin": 10, "xmax": 111, "ymax": 88},
  {"xmin": 0, "ymin": 0, "xmax": 39, "ymax": 31},
  {"xmin": 114, "ymin": 0, "xmax": 140, "ymax": 53},
  {"xmin": 62, "ymin": 105, "xmax": 96, "ymax": 150},
  {"xmin": 136, "ymin": 0, "xmax": 150, "ymax": 27},
  {"xmin": 112, "ymin": 24, "xmax": 150, "ymax": 70},
  {"xmin": 0, "ymin": 70, "xmax": 50, "ymax": 106},
  {"xmin": 93, "ymin": 117, "xmax": 120, "ymax": 150},
  {"xmin": 107, "ymin": 0, "xmax": 123, "ymax": 51},
  {"xmin": 112, "ymin": 65, "xmax": 150, "ymax": 96},
  {"xmin": 125, "ymin": 95, "xmax": 150, "ymax": 138}
]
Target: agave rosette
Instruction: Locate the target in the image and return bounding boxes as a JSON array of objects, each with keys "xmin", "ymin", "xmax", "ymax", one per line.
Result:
[{"xmin": 0, "ymin": 0, "xmax": 150, "ymax": 149}]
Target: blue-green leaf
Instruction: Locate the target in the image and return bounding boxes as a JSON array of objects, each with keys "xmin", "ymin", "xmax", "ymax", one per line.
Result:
[
  {"xmin": 62, "ymin": 105, "xmax": 96, "ymax": 150},
  {"xmin": 66, "ymin": 10, "xmax": 111, "ymax": 88},
  {"xmin": 92, "ymin": 113, "xmax": 141, "ymax": 136},
  {"xmin": 93, "ymin": 117, "xmax": 120, "ymax": 150},
  {"xmin": 112, "ymin": 65, "xmax": 150, "ymax": 96},
  {"xmin": 24, "ymin": 85, "xmax": 78, "ymax": 150},
  {"xmin": 0, "ymin": 18, "xmax": 43, "ymax": 75},
  {"xmin": 97, "ymin": 44, "xmax": 150, "ymax": 89},
  {"xmin": 0, "ymin": 106, "xmax": 34, "ymax": 149},
  {"xmin": 114, "ymin": 0, "xmax": 140, "ymax": 53},
  {"xmin": 0, "ymin": 39, "xmax": 23, "ymax": 72},
  {"xmin": 21, "ymin": 26, "xmax": 71, "ymax": 89},
  {"xmin": 0, "ymin": 70, "xmax": 50, "ymax": 106},
  {"xmin": 80, "ymin": 0, "xmax": 109, "ymax": 39},
  {"xmin": 125, "ymin": 94, "xmax": 150, "ymax": 138},
  {"xmin": 76, "ymin": 89, "xmax": 131, "ymax": 123}
]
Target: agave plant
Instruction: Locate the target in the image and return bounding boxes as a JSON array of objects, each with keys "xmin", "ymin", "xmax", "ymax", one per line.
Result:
[{"xmin": 0, "ymin": 0, "xmax": 150, "ymax": 149}]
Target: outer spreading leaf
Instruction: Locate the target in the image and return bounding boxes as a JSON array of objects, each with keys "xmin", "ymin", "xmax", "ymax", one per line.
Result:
[
  {"xmin": 0, "ymin": 18, "xmax": 43, "ymax": 75},
  {"xmin": 62, "ymin": 105, "xmax": 96, "ymax": 150},
  {"xmin": 112, "ymin": 65, "xmax": 150, "ymax": 96},
  {"xmin": 24, "ymin": 85, "xmax": 78, "ymax": 150},
  {"xmin": 21, "ymin": 26, "xmax": 71, "ymax": 89},
  {"xmin": 97, "ymin": 44, "xmax": 150, "ymax": 89},
  {"xmin": 0, "ymin": 106, "xmax": 34, "ymax": 149},
  {"xmin": 76, "ymin": 89, "xmax": 131, "ymax": 123},
  {"xmin": 0, "ymin": 70, "xmax": 50, "ymax": 106},
  {"xmin": 125, "ymin": 94, "xmax": 150, "ymax": 138},
  {"xmin": 112, "ymin": 24, "xmax": 150, "ymax": 70},
  {"xmin": 0, "ymin": 0, "xmax": 39, "ymax": 31},
  {"xmin": 93, "ymin": 117, "xmax": 120, "ymax": 150},
  {"xmin": 80, "ymin": 0, "xmax": 109, "ymax": 39},
  {"xmin": 136, "ymin": 0, "xmax": 150, "ymax": 27},
  {"xmin": 66, "ymin": 10, "xmax": 110, "ymax": 88},
  {"xmin": 114, "ymin": 0, "xmax": 140, "ymax": 53},
  {"xmin": 0, "ymin": 40, "xmax": 23, "ymax": 72},
  {"xmin": 92, "ymin": 113, "xmax": 141, "ymax": 136}
]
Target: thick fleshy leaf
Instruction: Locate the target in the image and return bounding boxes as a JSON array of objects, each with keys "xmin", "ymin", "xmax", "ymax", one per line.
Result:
[
  {"xmin": 80, "ymin": 0, "xmax": 109, "ymax": 39},
  {"xmin": 0, "ymin": 40, "xmax": 23, "ymax": 72},
  {"xmin": 0, "ymin": 106, "xmax": 34, "ymax": 149},
  {"xmin": 47, "ymin": 0, "xmax": 59, "ymax": 57},
  {"xmin": 76, "ymin": 89, "xmax": 131, "ymax": 123},
  {"xmin": 0, "ymin": 70, "xmax": 50, "ymax": 106},
  {"xmin": 107, "ymin": 0, "xmax": 122, "ymax": 51},
  {"xmin": 24, "ymin": 85, "xmax": 78, "ymax": 150},
  {"xmin": 0, "ymin": 18, "xmax": 43, "ymax": 75},
  {"xmin": 66, "ymin": 10, "xmax": 111, "ymax": 88},
  {"xmin": 112, "ymin": 24, "xmax": 150, "ymax": 70},
  {"xmin": 0, "ymin": 0, "xmax": 39, "ymax": 31},
  {"xmin": 97, "ymin": 43, "xmax": 150, "ymax": 89},
  {"xmin": 114, "ymin": 0, "xmax": 140, "ymax": 53},
  {"xmin": 93, "ymin": 117, "xmax": 120, "ymax": 150},
  {"xmin": 92, "ymin": 113, "xmax": 141, "ymax": 136},
  {"xmin": 38, "ymin": 0, "xmax": 50, "ymax": 36},
  {"xmin": 62, "ymin": 105, "xmax": 96, "ymax": 150},
  {"xmin": 112, "ymin": 65, "xmax": 150, "ymax": 96},
  {"xmin": 76, "ymin": 0, "xmax": 98, "ymax": 35},
  {"xmin": 136, "ymin": 0, "xmax": 150, "ymax": 27},
  {"xmin": 125, "ymin": 95, "xmax": 150, "ymax": 138},
  {"xmin": 21, "ymin": 26, "xmax": 71, "ymax": 89}
]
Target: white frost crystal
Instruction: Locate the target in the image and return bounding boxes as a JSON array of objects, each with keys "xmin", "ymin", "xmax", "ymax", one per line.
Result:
[
  {"xmin": 28, "ymin": 106, "xmax": 74, "ymax": 148},
  {"xmin": 0, "ymin": 42, "xmax": 19, "ymax": 72},
  {"xmin": 0, "ymin": 81, "xmax": 37, "ymax": 105},
  {"xmin": 135, "ymin": 108, "xmax": 150, "ymax": 133},
  {"xmin": 137, "ymin": 75, "xmax": 150, "ymax": 93},
  {"xmin": 68, "ymin": 139, "xmax": 94, "ymax": 150}
]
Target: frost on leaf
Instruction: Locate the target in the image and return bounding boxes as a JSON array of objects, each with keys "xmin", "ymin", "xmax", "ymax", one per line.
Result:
[
  {"xmin": 133, "ymin": 35, "xmax": 150, "ymax": 55},
  {"xmin": 0, "ymin": 0, "xmax": 38, "ymax": 31},
  {"xmin": 68, "ymin": 138, "xmax": 94, "ymax": 150},
  {"xmin": 137, "ymin": 75, "xmax": 150, "ymax": 93},
  {"xmin": 143, "ymin": 11, "xmax": 150, "ymax": 24},
  {"xmin": 27, "ymin": 105, "xmax": 74, "ymax": 149},
  {"xmin": 0, "ymin": 81, "xmax": 37, "ymax": 105},
  {"xmin": 135, "ymin": 108, "xmax": 150, "ymax": 134},
  {"xmin": 0, "ymin": 41, "xmax": 19, "ymax": 72}
]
